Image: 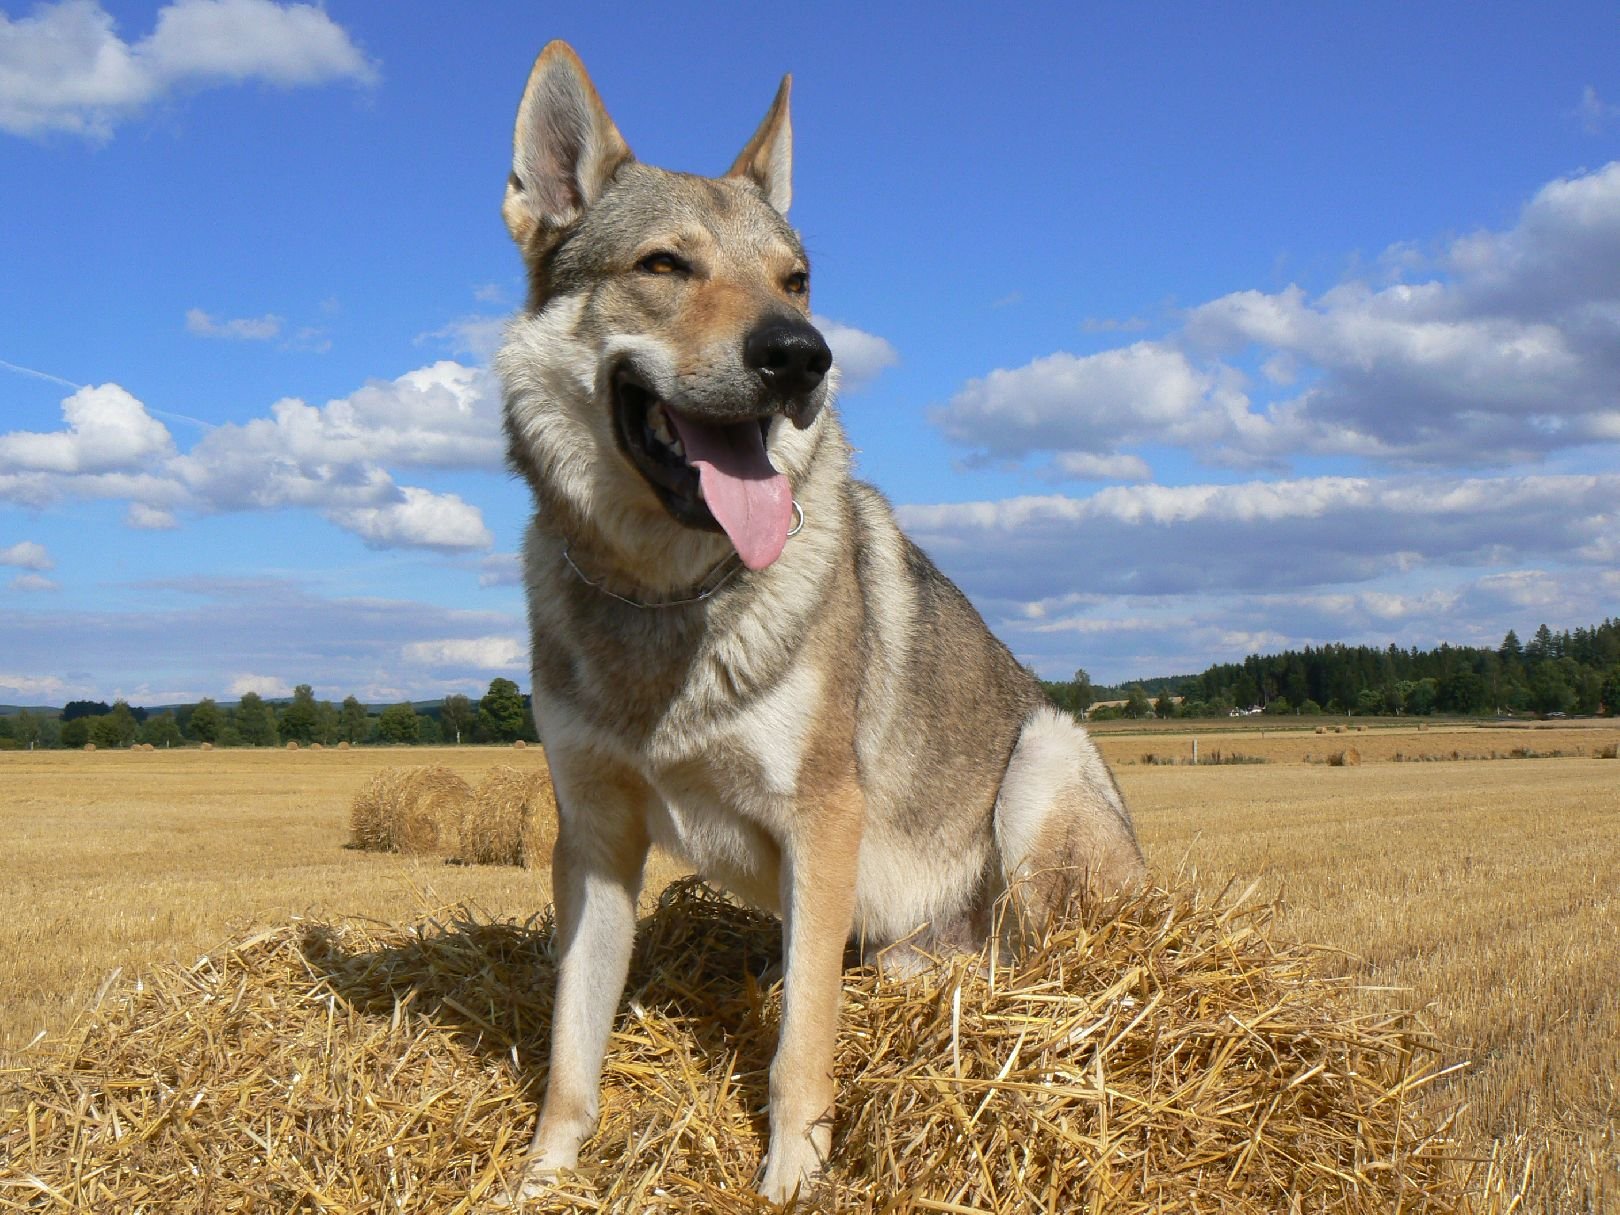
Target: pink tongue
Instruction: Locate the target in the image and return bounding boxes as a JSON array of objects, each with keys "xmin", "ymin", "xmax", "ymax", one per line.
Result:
[{"xmin": 668, "ymin": 413, "xmax": 793, "ymax": 570}]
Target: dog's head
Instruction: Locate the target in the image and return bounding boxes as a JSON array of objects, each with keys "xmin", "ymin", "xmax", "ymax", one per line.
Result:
[{"xmin": 497, "ymin": 42, "xmax": 835, "ymax": 575}]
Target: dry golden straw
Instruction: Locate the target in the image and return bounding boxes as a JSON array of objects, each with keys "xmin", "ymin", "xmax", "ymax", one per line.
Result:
[
  {"xmin": 348, "ymin": 765, "xmax": 473, "ymax": 856},
  {"xmin": 456, "ymin": 763, "xmax": 557, "ymax": 868},
  {"xmin": 0, "ymin": 878, "xmax": 1523, "ymax": 1213}
]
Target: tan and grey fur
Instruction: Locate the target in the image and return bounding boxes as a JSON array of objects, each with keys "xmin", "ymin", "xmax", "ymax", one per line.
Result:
[{"xmin": 495, "ymin": 41, "xmax": 1145, "ymax": 1205}]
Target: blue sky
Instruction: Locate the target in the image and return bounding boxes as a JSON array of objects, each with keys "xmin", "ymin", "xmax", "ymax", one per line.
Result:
[{"xmin": 3, "ymin": 1, "xmax": 1618, "ymax": 706}]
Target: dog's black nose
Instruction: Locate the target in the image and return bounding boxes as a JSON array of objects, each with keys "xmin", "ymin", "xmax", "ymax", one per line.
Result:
[{"xmin": 744, "ymin": 317, "xmax": 832, "ymax": 400}]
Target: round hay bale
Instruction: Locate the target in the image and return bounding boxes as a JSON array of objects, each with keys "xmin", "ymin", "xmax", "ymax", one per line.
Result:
[
  {"xmin": 348, "ymin": 766, "xmax": 473, "ymax": 856},
  {"xmin": 200, "ymin": 741, "xmax": 214, "ymax": 751},
  {"xmin": 1343, "ymin": 746, "xmax": 1362, "ymax": 766},
  {"xmin": 310, "ymin": 742, "xmax": 324, "ymax": 751},
  {"xmin": 0, "ymin": 879, "xmax": 1499, "ymax": 1213},
  {"xmin": 82, "ymin": 742, "xmax": 95, "ymax": 752},
  {"xmin": 1315, "ymin": 726, "xmax": 1327, "ymax": 735},
  {"xmin": 457, "ymin": 763, "xmax": 557, "ymax": 867},
  {"xmin": 512, "ymin": 738, "xmax": 527, "ymax": 749},
  {"xmin": 286, "ymin": 741, "xmax": 300, "ymax": 751},
  {"xmin": 337, "ymin": 740, "xmax": 351, "ymax": 750}
]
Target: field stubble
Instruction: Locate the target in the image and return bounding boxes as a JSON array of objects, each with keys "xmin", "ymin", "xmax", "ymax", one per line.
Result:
[{"xmin": 2, "ymin": 730, "xmax": 1617, "ymax": 1210}]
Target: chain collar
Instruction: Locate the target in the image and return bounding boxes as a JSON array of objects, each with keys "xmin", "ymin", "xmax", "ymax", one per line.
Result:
[{"xmin": 560, "ymin": 501, "xmax": 804, "ymax": 610}]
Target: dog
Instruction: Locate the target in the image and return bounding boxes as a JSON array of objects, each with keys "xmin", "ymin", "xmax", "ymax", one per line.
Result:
[{"xmin": 493, "ymin": 41, "xmax": 1146, "ymax": 1205}]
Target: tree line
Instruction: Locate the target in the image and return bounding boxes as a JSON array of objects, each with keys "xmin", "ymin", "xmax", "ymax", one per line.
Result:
[
  {"xmin": 0, "ymin": 679, "xmax": 539, "ymax": 751},
  {"xmin": 1044, "ymin": 619, "xmax": 1620, "ymax": 721}
]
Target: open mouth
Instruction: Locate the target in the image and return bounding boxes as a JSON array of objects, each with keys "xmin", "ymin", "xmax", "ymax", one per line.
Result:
[{"xmin": 612, "ymin": 368, "xmax": 796, "ymax": 571}]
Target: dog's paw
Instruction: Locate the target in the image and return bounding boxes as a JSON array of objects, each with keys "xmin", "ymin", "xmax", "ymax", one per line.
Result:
[
  {"xmin": 484, "ymin": 1161, "xmax": 571, "ymax": 1210},
  {"xmin": 756, "ymin": 1151, "xmax": 823, "ymax": 1206}
]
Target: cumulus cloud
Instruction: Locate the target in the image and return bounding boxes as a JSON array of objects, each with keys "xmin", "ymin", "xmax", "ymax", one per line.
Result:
[
  {"xmin": 332, "ymin": 487, "xmax": 493, "ymax": 552},
  {"xmin": 813, "ymin": 316, "xmax": 899, "ymax": 393},
  {"xmin": 0, "ymin": 0, "xmax": 377, "ymax": 139},
  {"xmin": 401, "ymin": 635, "xmax": 526, "ymax": 670},
  {"xmin": 1, "ymin": 540, "xmax": 53, "ymax": 570},
  {"xmin": 2, "ymin": 365, "xmax": 498, "ymax": 552},
  {"xmin": 8, "ymin": 573, "xmax": 58, "ymax": 592},
  {"xmin": 934, "ymin": 161, "xmax": 1620, "ymax": 476},
  {"xmin": 186, "ymin": 308, "xmax": 282, "ymax": 340},
  {"xmin": 228, "ymin": 673, "xmax": 292, "ymax": 699},
  {"xmin": 0, "ymin": 383, "xmax": 174, "ymax": 474}
]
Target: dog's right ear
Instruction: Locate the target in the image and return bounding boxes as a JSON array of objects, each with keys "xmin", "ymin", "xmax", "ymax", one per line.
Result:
[{"xmin": 503, "ymin": 41, "xmax": 633, "ymax": 247}]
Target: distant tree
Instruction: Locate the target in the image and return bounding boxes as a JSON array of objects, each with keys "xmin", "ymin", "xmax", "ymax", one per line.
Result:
[
  {"xmin": 187, "ymin": 697, "xmax": 222, "ymax": 742},
  {"xmin": 1262, "ymin": 697, "xmax": 1292, "ymax": 716},
  {"xmin": 11, "ymin": 709, "xmax": 43, "ymax": 747},
  {"xmin": 279, "ymin": 684, "xmax": 319, "ymax": 744},
  {"xmin": 61, "ymin": 699, "xmax": 111, "ymax": 722},
  {"xmin": 1498, "ymin": 630, "xmax": 1523, "ymax": 667},
  {"xmin": 314, "ymin": 700, "xmax": 340, "ymax": 745},
  {"xmin": 377, "ymin": 701, "xmax": 421, "ymax": 744},
  {"xmin": 90, "ymin": 701, "xmax": 138, "ymax": 748},
  {"xmin": 1354, "ymin": 688, "xmax": 1384, "ymax": 716},
  {"xmin": 1071, "ymin": 669, "xmax": 1096, "ymax": 716},
  {"xmin": 1528, "ymin": 662, "xmax": 1575, "ymax": 717},
  {"xmin": 1153, "ymin": 692, "xmax": 1176, "ymax": 719},
  {"xmin": 417, "ymin": 714, "xmax": 443, "ymax": 745},
  {"xmin": 61, "ymin": 717, "xmax": 91, "ymax": 748},
  {"xmin": 1601, "ymin": 665, "xmax": 1620, "ymax": 717},
  {"xmin": 440, "ymin": 693, "xmax": 475, "ymax": 744},
  {"xmin": 1123, "ymin": 685, "xmax": 1152, "ymax": 720},
  {"xmin": 340, "ymin": 695, "xmax": 370, "ymax": 744},
  {"xmin": 477, "ymin": 678, "xmax": 528, "ymax": 742},
  {"xmin": 235, "ymin": 693, "xmax": 279, "ymax": 746},
  {"xmin": 1297, "ymin": 698, "xmax": 1323, "ymax": 715},
  {"xmin": 1401, "ymin": 678, "xmax": 1438, "ymax": 716},
  {"xmin": 138, "ymin": 713, "xmax": 184, "ymax": 748}
]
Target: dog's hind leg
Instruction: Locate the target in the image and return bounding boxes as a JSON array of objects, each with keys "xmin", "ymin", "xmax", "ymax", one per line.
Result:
[
  {"xmin": 992, "ymin": 707, "xmax": 1146, "ymax": 932},
  {"xmin": 509, "ymin": 759, "xmax": 650, "ymax": 1199}
]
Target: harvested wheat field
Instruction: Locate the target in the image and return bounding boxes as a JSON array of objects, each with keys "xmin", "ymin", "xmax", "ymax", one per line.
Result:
[{"xmin": 1, "ymin": 741, "xmax": 1616, "ymax": 1211}]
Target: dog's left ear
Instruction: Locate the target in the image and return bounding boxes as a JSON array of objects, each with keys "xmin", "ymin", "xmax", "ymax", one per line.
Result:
[{"xmin": 728, "ymin": 75, "xmax": 792, "ymax": 215}]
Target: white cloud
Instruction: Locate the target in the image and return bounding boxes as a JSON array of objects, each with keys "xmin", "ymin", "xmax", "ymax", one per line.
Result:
[
  {"xmin": 0, "ymin": 672, "xmax": 69, "ymax": 700},
  {"xmin": 0, "ymin": 0, "xmax": 377, "ymax": 140},
  {"xmin": 0, "ymin": 383, "xmax": 173, "ymax": 474},
  {"xmin": 8, "ymin": 573, "xmax": 58, "ymax": 592},
  {"xmin": 228, "ymin": 673, "xmax": 292, "ymax": 699},
  {"xmin": 126, "ymin": 502, "xmax": 178, "ymax": 529},
  {"xmin": 899, "ymin": 472, "xmax": 1618, "ymax": 603},
  {"xmin": 186, "ymin": 308, "xmax": 283, "ymax": 341},
  {"xmin": 402, "ymin": 636, "xmax": 527, "ymax": 670},
  {"xmin": 1, "ymin": 540, "xmax": 53, "ymax": 570},
  {"xmin": 813, "ymin": 316, "xmax": 899, "ymax": 393},
  {"xmin": 1, "ymin": 366, "xmax": 497, "ymax": 552},
  {"xmin": 1577, "ymin": 85, "xmax": 1619, "ymax": 135},
  {"xmin": 478, "ymin": 551, "xmax": 522, "ymax": 588},
  {"xmin": 934, "ymin": 161, "xmax": 1620, "ymax": 475},
  {"xmin": 331, "ymin": 487, "xmax": 493, "ymax": 552}
]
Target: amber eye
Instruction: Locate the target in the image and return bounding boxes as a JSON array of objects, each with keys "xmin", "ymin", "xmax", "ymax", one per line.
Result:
[
  {"xmin": 638, "ymin": 251, "xmax": 687, "ymax": 275},
  {"xmin": 784, "ymin": 270, "xmax": 809, "ymax": 296}
]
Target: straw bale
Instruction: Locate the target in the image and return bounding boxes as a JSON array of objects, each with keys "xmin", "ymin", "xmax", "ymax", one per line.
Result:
[
  {"xmin": 82, "ymin": 742, "xmax": 95, "ymax": 751},
  {"xmin": 286, "ymin": 740, "xmax": 300, "ymax": 750},
  {"xmin": 513, "ymin": 738, "xmax": 528, "ymax": 749},
  {"xmin": 348, "ymin": 766, "xmax": 473, "ymax": 856},
  {"xmin": 456, "ymin": 763, "xmax": 557, "ymax": 867},
  {"xmin": 0, "ymin": 878, "xmax": 1516, "ymax": 1213},
  {"xmin": 337, "ymin": 740, "xmax": 351, "ymax": 750},
  {"xmin": 200, "ymin": 741, "xmax": 213, "ymax": 751}
]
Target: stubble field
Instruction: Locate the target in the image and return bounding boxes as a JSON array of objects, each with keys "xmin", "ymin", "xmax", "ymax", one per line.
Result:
[{"xmin": 2, "ymin": 720, "xmax": 1616, "ymax": 1210}]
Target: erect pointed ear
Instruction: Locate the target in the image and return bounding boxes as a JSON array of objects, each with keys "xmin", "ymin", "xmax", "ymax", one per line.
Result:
[
  {"xmin": 727, "ymin": 75, "xmax": 792, "ymax": 214},
  {"xmin": 502, "ymin": 41, "xmax": 634, "ymax": 246}
]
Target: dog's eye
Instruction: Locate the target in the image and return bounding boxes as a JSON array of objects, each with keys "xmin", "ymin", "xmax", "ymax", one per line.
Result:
[
  {"xmin": 784, "ymin": 271, "xmax": 809, "ymax": 296},
  {"xmin": 638, "ymin": 252, "xmax": 687, "ymax": 275}
]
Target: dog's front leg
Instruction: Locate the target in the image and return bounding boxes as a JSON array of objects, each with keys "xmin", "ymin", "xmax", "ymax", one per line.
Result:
[
  {"xmin": 757, "ymin": 776, "xmax": 863, "ymax": 1204},
  {"xmin": 512, "ymin": 765, "xmax": 649, "ymax": 1198}
]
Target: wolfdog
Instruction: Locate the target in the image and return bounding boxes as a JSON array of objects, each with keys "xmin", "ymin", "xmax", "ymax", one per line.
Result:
[{"xmin": 494, "ymin": 41, "xmax": 1145, "ymax": 1204}]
